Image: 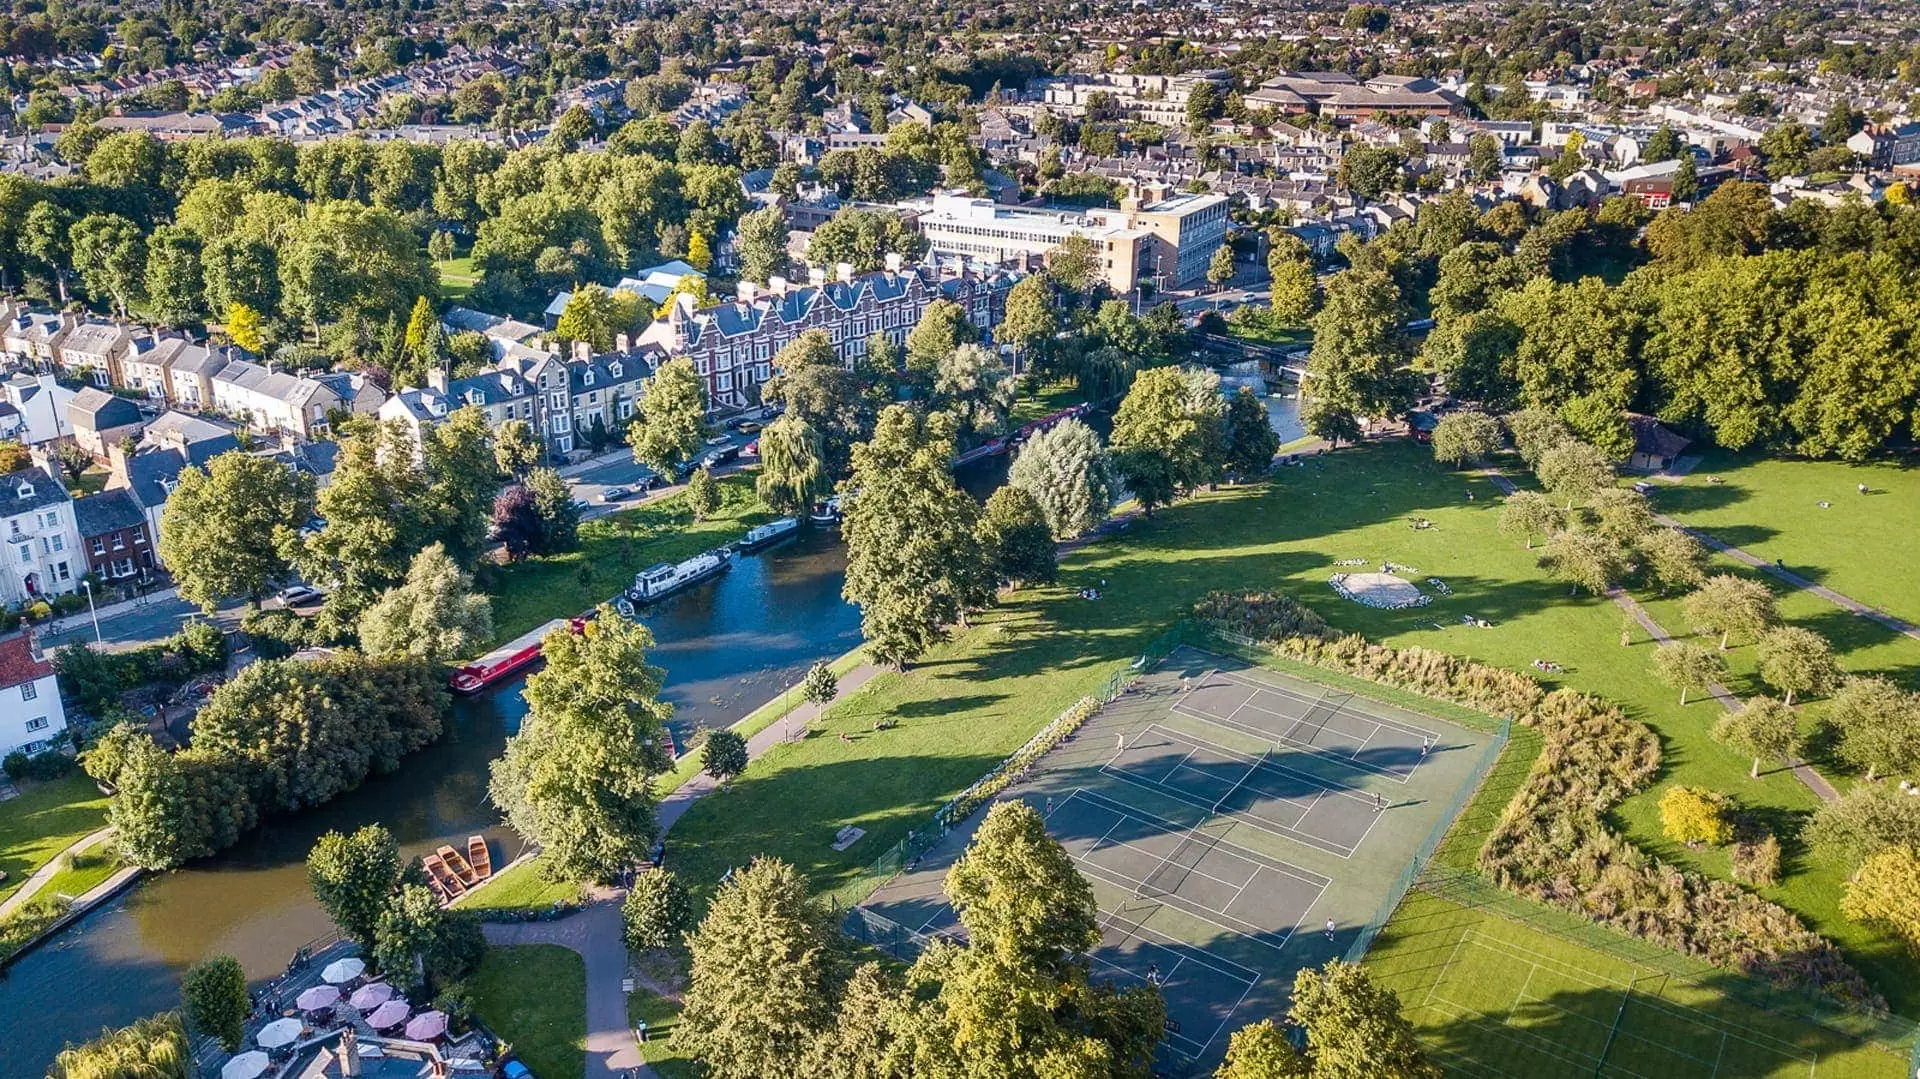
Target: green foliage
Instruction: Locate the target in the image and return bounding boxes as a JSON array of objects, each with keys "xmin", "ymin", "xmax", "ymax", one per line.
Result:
[
  {"xmin": 1713, "ymin": 696, "xmax": 1801, "ymax": 778},
  {"xmin": 308, "ymin": 824, "xmax": 402, "ymax": 950},
  {"xmin": 805, "ymin": 207, "xmax": 928, "ymax": 273},
  {"xmin": 1840, "ymin": 846, "xmax": 1920, "ymax": 953},
  {"xmin": 904, "ymin": 299, "xmax": 974, "ymax": 376},
  {"xmin": 702, "ymin": 728, "xmax": 748, "ymax": 784},
  {"xmin": 1827, "ymin": 676, "xmax": 1920, "ymax": 781},
  {"xmin": 629, "ymin": 357, "xmax": 710, "ymax": 477},
  {"xmin": 80, "ymin": 722, "xmax": 152, "ymax": 789},
  {"xmin": 179, "ymin": 956, "xmax": 248, "ymax": 1051},
  {"xmin": 622, "ymin": 869, "xmax": 693, "ymax": 953},
  {"xmin": 158, "ymin": 450, "xmax": 315, "ymax": 612},
  {"xmin": 979, "ymin": 485, "xmax": 1057, "ymax": 588},
  {"xmin": 1661, "ymin": 785, "xmax": 1735, "ymax": 846},
  {"xmin": 1534, "ymin": 440, "xmax": 1614, "ymax": 506},
  {"xmin": 1304, "ymin": 268, "xmax": 1412, "ymax": 442},
  {"xmin": 48, "ymin": 1011, "xmax": 189, "ymax": 1079},
  {"xmin": 1754, "ymin": 625, "xmax": 1838, "ymax": 704},
  {"xmin": 1214, "ymin": 1019, "xmax": 1308, "ymax": 1078},
  {"xmin": 358, "ymin": 543, "xmax": 494, "ymax": 663},
  {"xmin": 1288, "ymin": 961, "xmax": 1438, "ymax": 1079},
  {"xmin": 1223, "ymin": 386, "xmax": 1280, "ymax": 477},
  {"xmin": 1496, "ymin": 491, "xmax": 1563, "ymax": 550},
  {"xmin": 1428, "ymin": 411, "xmax": 1503, "ymax": 468},
  {"xmin": 1682, "ymin": 574, "xmax": 1779, "ymax": 650},
  {"xmin": 374, "ymin": 882, "xmax": 486, "ymax": 995},
  {"xmin": 684, "ymin": 466, "xmax": 721, "ymax": 521},
  {"xmin": 53, "ymin": 623, "xmax": 229, "ymax": 718},
  {"xmin": 489, "ymin": 608, "xmax": 672, "ymax": 881},
  {"xmin": 931, "ymin": 344, "xmax": 1015, "ymax": 443},
  {"xmin": 754, "ymin": 415, "xmax": 828, "ymax": 515},
  {"xmin": 1538, "ymin": 528, "xmax": 1629, "ymax": 596},
  {"xmin": 800, "ymin": 662, "xmax": 838, "ymax": 708},
  {"xmin": 1109, "ymin": 367, "xmax": 1216, "ymax": 513},
  {"xmin": 1804, "ymin": 783, "xmax": 1920, "ymax": 870},
  {"xmin": 1005, "ymin": 417, "xmax": 1112, "ymax": 540},
  {"xmin": 1635, "ymin": 527, "xmax": 1709, "ymax": 595},
  {"xmin": 1650, "ymin": 641, "xmax": 1726, "ymax": 705}
]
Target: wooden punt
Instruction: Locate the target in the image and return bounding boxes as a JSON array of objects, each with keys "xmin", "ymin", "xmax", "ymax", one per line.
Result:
[
  {"xmin": 467, "ymin": 836, "xmax": 492, "ymax": 881},
  {"xmin": 439, "ymin": 844, "xmax": 478, "ymax": 886},
  {"xmin": 422, "ymin": 854, "xmax": 466, "ymax": 899}
]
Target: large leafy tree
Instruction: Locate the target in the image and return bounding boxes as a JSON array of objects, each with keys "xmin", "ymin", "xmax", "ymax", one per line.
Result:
[
  {"xmin": 734, "ymin": 205, "xmax": 790, "ymax": 285},
  {"xmin": 622, "ymin": 869, "xmax": 693, "ymax": 953},
  {"xmin": 1006, "ymin": 417, "xmax": 1113, "ymax": 540},
  {"xmin": 1215, "ymin": 1019, "xmax": 1308, "ymax": 1078},
  {"xmin": 998, "ymin": 274, "xmax": 1059, "ymax": 370},
  {"xmin": 755, "ymin": 414, "xmax": 828, "ymax": 515},
  {"xmin": 1682, "ymin": 574, "xmax": 1779, "ymax": 650},
  {"xmin": 1827, "ymin": 676, "xmax": 1920, "ymax": 781},
  {"xmin": 159, "ymin": 450, "xmax": 316, "ymax": 612},
  {"xmin": 70, "ymin": 211, "xmax": 148, "ymax": 316},
  {"xmin": 673, "ymin": 857, "xmax": 845, "ymax": 1079},
  {"xmin": 489, "ymin": 609, "xmax": 673, "ymax": 880},
  {"xmin": 905, "ymin": 298, "xmax": 974, "ymax": 376},
  {"xmin": 1287, "ymin": 961, "xmax": 1439, "ymax": 1078},
  {"xmin": 1538, "ymin": 528, "xmax": 1629, "ymax": 596},
  {"xmin": 373, "ymin": 882, "xmax": 485, "ymax": 995},
  {"xmin": 307, "ymin": 824, "xmax": 402, "ymax": 951},
  {"xmin": 49, "ymin": 1013, "xmax": 190, "ymax": 1079},
  {"xmin": 1109, "ymin": 367, "xmax": 1205, "ymax": 514},
  {"xmin": 180, "ymin": 956, "xmax": 249, "ymax": 1052},
  {"xmin": 1651, "ymin": 641, "xmax": 1727, "ymax": 706},
  {"xmin": 1755, "ymin": 625, "xmax": 1838, "ymax": 705},
  {"xmin": 1535, "ymin": 440, "xmax": 1613, "ymax": 508},
  {"xmin": 142, "ymin": 225, "xmax": 204, "ymax": 327},
  {"xmin": 1714, "ymin": 697, "xmax": 1801, "ymax": 778},
  {"xmin": 763, "ymin": 329, "xmax": 869, "ymax": 476},
  {"xmin": 629, "ymin": 356, "xmax": 710, "ymax": 477},
  {"xmin": 1303, "ymin": 268, "xmax": 1412, "ymax": 443},
  {"xmin": 357, "ymin": 543, "xmax": 494, "ymax": 663},
  {"xmin": 1496, "ymin": 491, "xmax": 1563, "ymax": 550},
  {"xmin": 932, "ymin": 343, "xmax": 1015, "ymax": 442},
  {"xmin": 1428, "ymin": 411, "xmax": 1503, "ymax": 468},
  {"xmin": 1841, "ymin": 846, "xmax": 1920, "ymax": 952},
  {"xmin": 1223, "ymin": 386, "xmax": 1280, "ymax": 478},
  {"xmin": 1804, "ymin": 783, "xmax": 1920, "ymax": 869},
  {"xmin": 842, "ymin": 406, "xmax": 989, "ymax": 668},
  {"xmin": 979, "ymin": 485, "xmax": 1056, "ymax": 588}
]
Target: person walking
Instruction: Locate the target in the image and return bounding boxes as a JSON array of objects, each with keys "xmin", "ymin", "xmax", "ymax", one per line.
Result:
[{"xmin": 1324, "ymin": 917, "xmax": 1337, "ymax": 941}]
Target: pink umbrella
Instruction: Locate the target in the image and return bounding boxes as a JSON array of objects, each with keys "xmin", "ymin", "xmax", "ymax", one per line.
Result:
[
  {"xmin": 349, "ymin": 983, "xmax": 394, "ymax": 1011},
  {"xmin": 366, "ymin": 1000, "xmax": 410, "ymax": 1030},
  {"xmin": 404, "ymin": 1011, "xmax": 448, "ymax": 1041},
  {"xmin": 296, "ymin": 985, "xmax": 341, "ymax": 1012}
]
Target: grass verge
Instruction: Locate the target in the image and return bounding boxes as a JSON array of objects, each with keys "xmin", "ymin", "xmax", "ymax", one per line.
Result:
[
  {"xmin": 468, "ymin": 945, "xmax": 585, "ymax": 1079},
  {"xmin": 0, "ymin": 774, "xmax": 109, "ymax": 904},
  {"xmin": 453, "ymin": 853, "xmax": 582, "ymax": 916},
  {"xmin": 627, "ymin": 989, "xmax": 695, "ymax": 1079},
  {"xmin": 655, "ymin": 645, "xmax": 868, "ymax": 796}
]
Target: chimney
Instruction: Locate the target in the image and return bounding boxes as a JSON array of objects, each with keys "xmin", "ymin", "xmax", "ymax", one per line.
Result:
[
  {"xmin": 737, "ymin": 281, "xmax": 759, "ymax": 303},
  {"xmin": 835, "ymin": 262, "xmax": 856, "ymax": 284},
  {"xmin": 338, "ymin": 1027, "xmax": 362, "ymax": 1077},
  {"xmin": 807, "ymin": 266, "xmax": 827, "ymax": 288},
  {"xmin": 615, "ymin": 333, "xmax": 630, "ymax": 353},
  {"xmin": 426, "ymin": 367, "xmax": 448, "ymax": 393},
  {"xmin": 572, "ymin": 340, "xmax": 592, "ymax": 362},
  {"xmin": 884, "ymin": 253, "xmax": 902, "ymax": 273},
  {"xmin": 767, "ymin": 274, "xmax": 789, "ymax": 295}
]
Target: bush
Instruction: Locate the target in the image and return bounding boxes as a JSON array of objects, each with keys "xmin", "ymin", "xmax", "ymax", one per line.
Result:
[
  {"xmin": 1662, "ymin": 786, "xmax": 1735, "ymax": 846},
  {"xmin": 241, "ymin": 608, "xmax": 308, "ymax": 661},
  {"xmin": 1194, "ymin": 590, "xmax": 1331, "ymax": 643},
  {"xmin": 1733, "ymin": 834, "xmax": 1783, "ymax": 887},
  {"xmin": 1193, "ymin": 594, "xmax": 1879, "ymax": 1009},
  {"xmin": 622, "ymin": 869, "xmax": 693, "ymax": 953},
  {"xmin": 3, "ymin": 748, "xmax": 73, "ymax": 780}
]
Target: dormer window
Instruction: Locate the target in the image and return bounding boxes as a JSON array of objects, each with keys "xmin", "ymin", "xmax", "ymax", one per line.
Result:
[
  {"xmin": 583, "ymin": 370, "xmax": 595, "ymax": 386},
  {"xmin": 14, "ymin": 481, "xmax": 31, "ymax": 499},
  {"xmin": 610, "ymin": 362, "xmax": 622, "ymax": 378}
]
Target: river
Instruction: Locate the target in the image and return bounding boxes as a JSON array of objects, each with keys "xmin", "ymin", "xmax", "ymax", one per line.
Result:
[{"xmin": 0, "ymin": 528, "xmax": 862, "ymax": 1077}]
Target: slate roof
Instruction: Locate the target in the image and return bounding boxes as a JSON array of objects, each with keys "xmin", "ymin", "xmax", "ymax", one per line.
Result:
[
  {"xmin": 215, "ymin": 359, "xmax": 329, "ymax": 409},
  {"xmin": 69, "ymin": 387, "xmax": 141, "ymax": 430},
  {"xmin": 73, "ymin": 488, "xmax": 145, "ymax": 537},
  {"xmin": 0, "ymin": 468, "xmax": 68, "ymax": 517},
  {"xmin": 1628, "ymin": 414, "xmax": 1691, "ymax": 459},
  {"xmin": 120, "ymin": 436, "xmax": 241, "ymax": 509}
]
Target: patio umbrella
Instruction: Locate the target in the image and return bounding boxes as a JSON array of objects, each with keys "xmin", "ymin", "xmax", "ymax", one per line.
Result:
[
  {"xmin": 320, "ymin": 958, "xmax": 366, "ymax": 984},
  {"xmin": 256, "ymin": 1018, "xmax": 303, "ymax": 1049},
  {"xmin": 349, "ymin": 983, "xmax": 394, "ymax": 1011},
  {"xmin": 404, "ymin": 1011, "xmax": 448, "ymax": 1041},
  {"xmin": 221, "ymin": 1051, "xmax": 271, "ymax": 1079},
  {"xmin": 296, "ymin": 985, "xmax": 341, "ymax": 1012},
  {"xmin": 366, "ymin": 1000, "xmax": 410, "ymax": 1030}
]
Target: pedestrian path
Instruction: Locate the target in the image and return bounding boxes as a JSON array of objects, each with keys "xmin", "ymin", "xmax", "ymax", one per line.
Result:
[
  {"xmin": 0, "ymin": 826, "xmax": 114, "ymax": 918},
  {"xmin": 1652, "ymin": 514, "xmax": 1920, "ymax": 643}
]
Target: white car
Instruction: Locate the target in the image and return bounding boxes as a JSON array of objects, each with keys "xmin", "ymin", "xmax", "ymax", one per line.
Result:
[{"xmin": 276, "ymin": 586, "xmax": 323, "ymax": 608}]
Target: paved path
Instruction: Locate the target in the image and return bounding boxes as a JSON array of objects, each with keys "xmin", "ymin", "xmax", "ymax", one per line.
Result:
[
  {"xmin": 477, "ymin": 658, "xmax": 885, "ymax": 1079},
  {"xmin": 0, "ymin": 826, "xmax": 113, "ymax": 917},
  {"xmin": 1653, "ymin": 514, "xmax": 1920, "ymax": 643},
  {"xmin": 1483, "ymin": 468, "xmax": 1837, "ymax": 802}
]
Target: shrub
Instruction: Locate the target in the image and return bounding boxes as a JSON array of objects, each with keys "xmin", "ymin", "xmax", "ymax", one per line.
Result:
[
  {"xmin": 1664, "ymin": 786, "xmax": 1735, "ymax": 846},
  {"xmin": 622, "ymin": 869, "xmax": 693, "ymax": 953},
  {"xmin": 241, "ymin": 608, "xmax": 308, "ymax": 661},
  {"xmin": 3, "ymin": 748, "xmax": 73, "ymax": 780},
  {"xmin": 1193, "ymin": 590, "xmax": 1331, "ymax": 642},
  {"xmin": 1733, "ymin": 834, "xmax": 1783, "ymax": 887}
]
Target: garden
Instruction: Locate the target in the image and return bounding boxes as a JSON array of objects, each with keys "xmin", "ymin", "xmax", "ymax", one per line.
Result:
[{"xmin": 467, "ymin": 944, "xmax": 586, "ymax": 1079}]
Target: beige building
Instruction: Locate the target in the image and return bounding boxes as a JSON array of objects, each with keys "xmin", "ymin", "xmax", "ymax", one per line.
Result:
[{"xmin": 912, "ymin": 186, "xmax": 1228, "ymax": 293}]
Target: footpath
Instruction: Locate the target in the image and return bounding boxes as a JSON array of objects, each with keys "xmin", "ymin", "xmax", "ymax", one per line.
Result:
[{"xmin": 480, "ymin": 657, "xmax": 883, "ymax": 1079}]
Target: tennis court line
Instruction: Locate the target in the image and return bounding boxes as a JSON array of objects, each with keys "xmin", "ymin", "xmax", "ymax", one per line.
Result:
[
  {"xmin": 1172, "ymin": 693, "xmax": 1419, "ymax": 784},
  {"xmin": 1068, "ymin": 787, "xmax": 1333, "ymax": 889},
  {"xmin": 1093, "ymin": 908, "xmax": 1263, "ymax": 1059},
  {"xmin": 1212, "ymin": 667, "xmax": 1443, "ymax": 740}
]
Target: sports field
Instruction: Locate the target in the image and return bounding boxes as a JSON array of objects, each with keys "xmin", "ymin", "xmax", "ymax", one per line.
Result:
[
  {"xmin": 855, "ymin": 646, "xmax": 1500, "ymax": 1071},
  {"xmin": 1368, "ymin": 890, "xmax": 1907, "ymax": 1079}
]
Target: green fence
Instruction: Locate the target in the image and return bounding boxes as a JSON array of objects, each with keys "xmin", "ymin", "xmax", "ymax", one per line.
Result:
[{"xmin": 1418, "ymin": 865, "xmax": 1920, "ymax": 1060}]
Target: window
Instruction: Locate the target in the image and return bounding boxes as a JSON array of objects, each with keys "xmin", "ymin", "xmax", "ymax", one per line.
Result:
[
  {"xmin": 717, "ymin": 372, "xmax": 733, "ymax": 391},
  {"xmin": 90, "ymin": 538, "xmax": 104, "ymax": 555},
  {"xmin": 48, "ymin": 535, "xmax": 62, "ymax": 553},
  {"xmin": 23, "ymin": 716, "xmax": 47, "ymax": 732},
  {"xmin": 39, "ymin": 512, "xmax": 56, "ymax": 529},
  {"xmin": 549, "ymin": 392, "xmax": 567, "ymax": 409},
  {"xmin": 110, "ymin": 534, "xmax": 122, "ymax": 551},
  {"xmin": 17, "ymin": 547, "xmax": 28, "ymax": 564},
  {"xmin": 21, "ymin": 681, "xmax": 35, "ymax": 701},
  {"xmin": 112, "ymin": 558, "xmax": 133, "ymax": 577},
  {"xmin": 583, "ymin": 370, "xmax": 595, "ymax": 386},
  {"xmin": 133, "ymin": 526, "xmax": 145, "ymax": 544},
  {"xmin": 610, "ymin": 362, "xmax": 622, "ymax": 378},
  {"xmin": 54, "ymin": 561, "xmax": 69, "ymax": 581}
]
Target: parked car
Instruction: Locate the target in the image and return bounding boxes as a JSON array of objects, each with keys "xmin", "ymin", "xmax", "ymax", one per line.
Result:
[
  {"xmin": 704, "ymin": 434, "xmax": 729, "ymax": 447},
  {"xmin": 502, "ymin": 1061, "xmax": 533, "ymax": 1079},
  {"xmin": 737, "ymin": 420, "xmax": 762, "ymax": 434},
  {"xmin": 601, "ymin": 485, "xmax": 636, "ymax": 503},
  {"xmin": 744, "ymin": 439, "xmax": 759, "ymax": 456},
  {"xmin": 276, "ymin": 586, "xmax": 323, "ymax": 608}
]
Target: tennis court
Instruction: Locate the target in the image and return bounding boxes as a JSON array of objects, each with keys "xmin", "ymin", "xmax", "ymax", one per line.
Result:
[
  {"xmin": 1174, "ymin": 667, "xmax": 1441, "ymax": 782},
  {"xmin": 1103, "ymin": 723, "xmax": 1385, "ymax": 857}
]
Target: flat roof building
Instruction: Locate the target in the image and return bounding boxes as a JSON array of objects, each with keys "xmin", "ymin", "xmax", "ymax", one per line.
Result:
[{"xmin": 913, "ymin": 186, "xmax": 1229, "ymax": 293}]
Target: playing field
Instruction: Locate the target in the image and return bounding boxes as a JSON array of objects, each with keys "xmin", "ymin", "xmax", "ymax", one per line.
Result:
[
  {"xmin": 854, "ymin": 646, "xmax": 1502, "ymax": 1072},
  {"xmin": 1368, "ymin": 890, "xmax": 1908, "ymax": 1079}
]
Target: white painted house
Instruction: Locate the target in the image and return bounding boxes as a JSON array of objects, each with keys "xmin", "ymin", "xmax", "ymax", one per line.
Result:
[
  {"xmin": 0, "ymin": 631, "xmax": 64, "ymax": 756},
  {"xmin": 0, "ymin": 467, "xmax": 83, "ymax": 604}
]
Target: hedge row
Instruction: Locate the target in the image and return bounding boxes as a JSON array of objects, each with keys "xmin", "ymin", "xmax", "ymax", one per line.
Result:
[
  {"xmin": 1195, "ymin": 592, "xmax": 1881, "ymax": 1009},
  {"xmin": 946, "ymin": 695, "xmax": 1102, "ymax": 826}
]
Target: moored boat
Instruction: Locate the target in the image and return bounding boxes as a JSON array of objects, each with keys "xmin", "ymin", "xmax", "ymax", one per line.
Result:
[
  {"xmin": 737, "ymin": 516, "xmax": 799, "ymax": 552},
  {"xmin": 613, "ymin": 548, "xmax": 732, "ymax": 617},
  {"xmin": 440, "ymin": 844, "xmax": 477, "ymax": 886},
  {"xmin": 422, "ymin": 854, "xmax": 466, "ymax": 900},
  {"xmin": 448, "ymin": 617, "xmax": 584, "ymax": 694},
  {"xmin": 808, "ymin": 494, "xmax": 842, "ymax": 526},
  {"xmin": 467, "ymin": 836, "xmax": 491, "ymax": 881}
]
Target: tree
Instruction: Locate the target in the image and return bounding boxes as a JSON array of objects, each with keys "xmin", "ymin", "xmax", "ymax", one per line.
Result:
[
  {"xmin": 0, "ymin": 441, "xmax": 28, "ymax": 475},
  {"xmin": 629, "ymin": 357, "xmax": 710, "ymax": 477},
  {"xmin": 800, "ymin": 662, "xmax": 838, "ymax": 708},
  {"xmin": 1643, "ymin": 125, "xmax": 1683, "ymax": 164},
  {"xmin": 623, "ymin": 868, "xmax": 693, "ymax": 953},
  {"xmin": 1660, "ymin": 786, "xmax": 1733, "ymax": 846},
  {"xmin": 1805, "ymin": 783, "xmax": 1920, "ymax": 868},
  {"xmin": 1755, "ymin": 626, "xmax": 1838, "ymax": 705},
  {"xmin": 1268, "ymin": 255, "xmax": 1319, "ymax": 325},
  {"xmin": 979, "ymin": 485, "xmax": 1056, "ymax": 587},
  {"xmin": 1682, "ymin": 575, "xmax": 1779, "ymax": 650},
  {"xmin": 179, "ymin": 956, "xmax": 248, "ymax": 1052},
  {"xmin": 702, "ymin": 727, "xmax": 748, "ymax": 787},
  {"xmin": 1047, "ymin": 233, "xmax": 1104, "ymax": 297},
  {"xmin": 1714, "ymin": 697, "xmax": 1801, "ymax": 778},
  {"xmin": 489, "ymin": 609, "xmax": 673, "ymax": 881},
  {"xmin": 755, "ymin": 415, "xmax": 828, "ymax": 514},
  {"xmin": 1651, "ymin": 641, "xmax": 1726, "ymax": 706},
  {"xmin": 1535, "ymin": 441, "xmax": 1613, "ymax": 508},
  {"xmin": 998, "ymin": 275, "xmax": 1058, "ymax": 370},
  {"xmin": 1207, "ymin": 243, "xmax": 1237, "ymax": 289},
  {"xmin": 1828, "ymin": 676, "xmax": 1920, "ymax": 781},
  {"xmin": 1287, "ymin": 960, "xmax": 1438, "ymax": 1079},
  {"xmin": 1303, "ymin": 268, "xmax": 1411, "ymax": 443},
  {"xmin": 143, "ymin": 225, "xmax": 204, "ymax": 328},
  {"xmin": 1671, "ymin": 153, "xmax": 1699, "ymax": 203},
  {"xmin": 1637, "ymin": 528, "xmax": 1709, "ymax": 595},
  {"xmin": 805, "ymin": 207, "xmax": 928, "ymax": 273},
  {"xmin": 401, "ymin": 294, "xmax": 447, "ymax": 386},
  {"xmin": 1760, "ymin": 123, "xmax": 1813, "ymax": 179},
  {"xmin": 1110, "ymin": 367, "xmax": 1206, "ymax": 514},
  {"xmin": 225, "ymin": 302, "xmax": 267, "ymax": 355},
  {"xmin": 673, "ymin": 857, "xmax": 842, "ymax": 1079},
  {"xmin": 1186, "ymin": 80, "xmax": 1225, "ymax": 132},
  {"xmin": 49, "ymin": 1013, "xmax": 189, "ymax": 1079},
  {"xmin": 491, "ymin": 485, "xmax": 542, "ymax": 561},
  {"xmin": 1338, "ymin": 146, "xmax": 1403, "ymax": 201},
  {"xmin": 1498, "ymin": 491, "xmax": 1563, "ymax": 551},
  {"xmin": 1214, "ymin": 1019, "xmax": 1308, "ymax": 1078},
  {"xmin": 357, "ymin": 543, "xmax": 494, "ymax": 663},
  {"xmin": 373, "ymin": 882, "xmax": 485, "ymax": 995},
  {"xmin": 1504, "ymin": 409, "xmax": 1572, "ymax": 467},
  {"xmin": 1467, "ymin": 134, "xmax": 1505, "ymax": 181},
  {"xmin": 82, "ymin": 721, "xmax": 152, "ymax": 788},
  {"xmin": 735, "ymin": 206, "xmax": 790, "ymax": 285},
  {"xmin": 1006, "ymin": 418, "xmax": 1113, "ymax": 540},
  {"xmin": 555, "ymin": 283, "xmax": 617, "ymax": 352},
  {"xmin": 1429, "ymin": 411, "xmax": 1503, "ymax": 467},
  {"xmin": 1842, "ymin": 846, "xmax": 1920, "ymax": 951},
  {"xmin": 1224, "ymin": 387, "xmax": 1280, "ymax": 478},
  {"xmin": 1539, "ymin": 528, "xmax": 1629, "ymax": 596},
  {"xmin": 685, "ymin": 466, "xmax": 721, "ymax": 520},
  {"xmin": 1588, "ymin": 488, "xmax": 1655, "ymax": 545},
  {"xmin": 905, "ymin": 299, "xmax": 973, "ymax": 375},
  {"xmin": 494, "ymin": 419, "xmax": 542, "ymax": 478},
  {"xmin": 842, "ymin": 406, "xmax": 988, "ymax": 668},
  {"xmin": 307, "ymin": 824, "xmax": 401, "ymax": 951},
  {"xmin": 159, "ymin": 451, "xmax": 315, "ymax": 611},
  {"xmin": 946, "ymin": 800, "xmax": 1097, "ymax": 967},
  {"xmin": 527, "ymin": 468, "xmax": 580, "ymax": 554}
]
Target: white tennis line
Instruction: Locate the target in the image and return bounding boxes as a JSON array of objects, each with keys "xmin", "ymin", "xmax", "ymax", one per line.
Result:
[
  {"xmin": 1073, "ymin": 855, "xmax": 1306, "ymax": 961},
  {"xmin": 1196, "ymin": 973, "xmax": 1263, "ymax": 1059},
  {"xmin": 1173, "ymin": 696, "xmax": 1416, "ymax": 784},
  {"xmin": 1098, "ymin": 765, "xmax": 1363, "ymax": 861},
  {"xmin": 1096, "ymin": 904, "xmax": 1265, "ymax": 986},
  {"xmin": 1422, "ymin": 994, "xmax": 1648, "ymax": 1077},
  {"xmin": 1425, "ymin": 930, "xmax": 1473, "ymax": 1008},
  {"xmin": 1215, "ymin": 665, "xmax": 1444, "ymax": 741},
  {"xmin": 1156, "ymin": 721, "xmax": 1386, "ymax": 814},
  {"xmin": 1067, "ymin": 788, "xmax": 1333, "ymax": 888}
]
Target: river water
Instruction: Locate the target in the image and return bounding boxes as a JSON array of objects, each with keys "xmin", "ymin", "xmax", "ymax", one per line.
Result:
[
  {"xmin": 0, "ymin": 528, "xmax": 861, "ymax": 1077},
  {"xmin": 0, "ymin": 390, "xmax": 1303, "ymax": 1076}
]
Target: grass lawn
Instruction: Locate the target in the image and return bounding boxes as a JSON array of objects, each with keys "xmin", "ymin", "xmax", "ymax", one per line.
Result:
[
  {"xmin": 0, "ymin": 774, "xmax": 109, "ymax": 904},
  {"xmin": 36, "ymin": 844, "xmax": 120, "ymax": 902},
  {"xmin": 479, "ymin": 475, "xmax": 776, "ymax": 644},
  {"xmin": 436, "ymin": 257, "xmax": 480, "ymax": 303},
  {"xmin": 655, "ymin": 645, "xmax": 868, "ymax": 796},
  {"xmin": 1010, "ymin": 380, "xmax": 1092, "ymax": 424},
  {"xmin": 468, "ymin": 945, "xmax": 585, "ymax": 1079},
  {"xmin": 1368, "ymin": 890, "xmax": 1907, "ymax": 1078},
  {"xmin": 666, "ymin": 439, "xmax": 1920, "ymax": 1014},
  {"xmin": 68, "ymin": 466, "xmax": 111, "ymax": 497},
  {"xmin": 1654, "ymin": 448, "xmax": 1920, "ymax": 624},
  {"xmin": 1223, "ymin": 320, "xmax": 1311, "ymax": 351},
  {"xmin": 453, "ymin": 853, "xmax": 582, "ymax": 915},
  {"xmin": 627, "ymin": 989, "xmax": 695, "ymax": 1079}
]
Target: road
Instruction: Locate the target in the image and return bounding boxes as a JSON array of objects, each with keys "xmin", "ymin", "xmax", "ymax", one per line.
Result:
[{"xmin": 563, "ymin": 423, "xmax": 762, "ymax": 521}]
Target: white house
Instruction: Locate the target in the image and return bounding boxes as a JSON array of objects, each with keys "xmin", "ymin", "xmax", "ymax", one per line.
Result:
[
  {"xmin": 0, "ymin": 467, "xmax": 84, "ymax": 604},
  {"xmin": 0, "ymin": 631, "xmax": 65, "ymax": 757}
]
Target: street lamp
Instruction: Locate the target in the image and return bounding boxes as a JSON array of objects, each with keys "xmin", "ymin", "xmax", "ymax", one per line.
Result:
[{"xmin": 79, "ymin": 578, "xmax": 100, "ymax": 645}]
